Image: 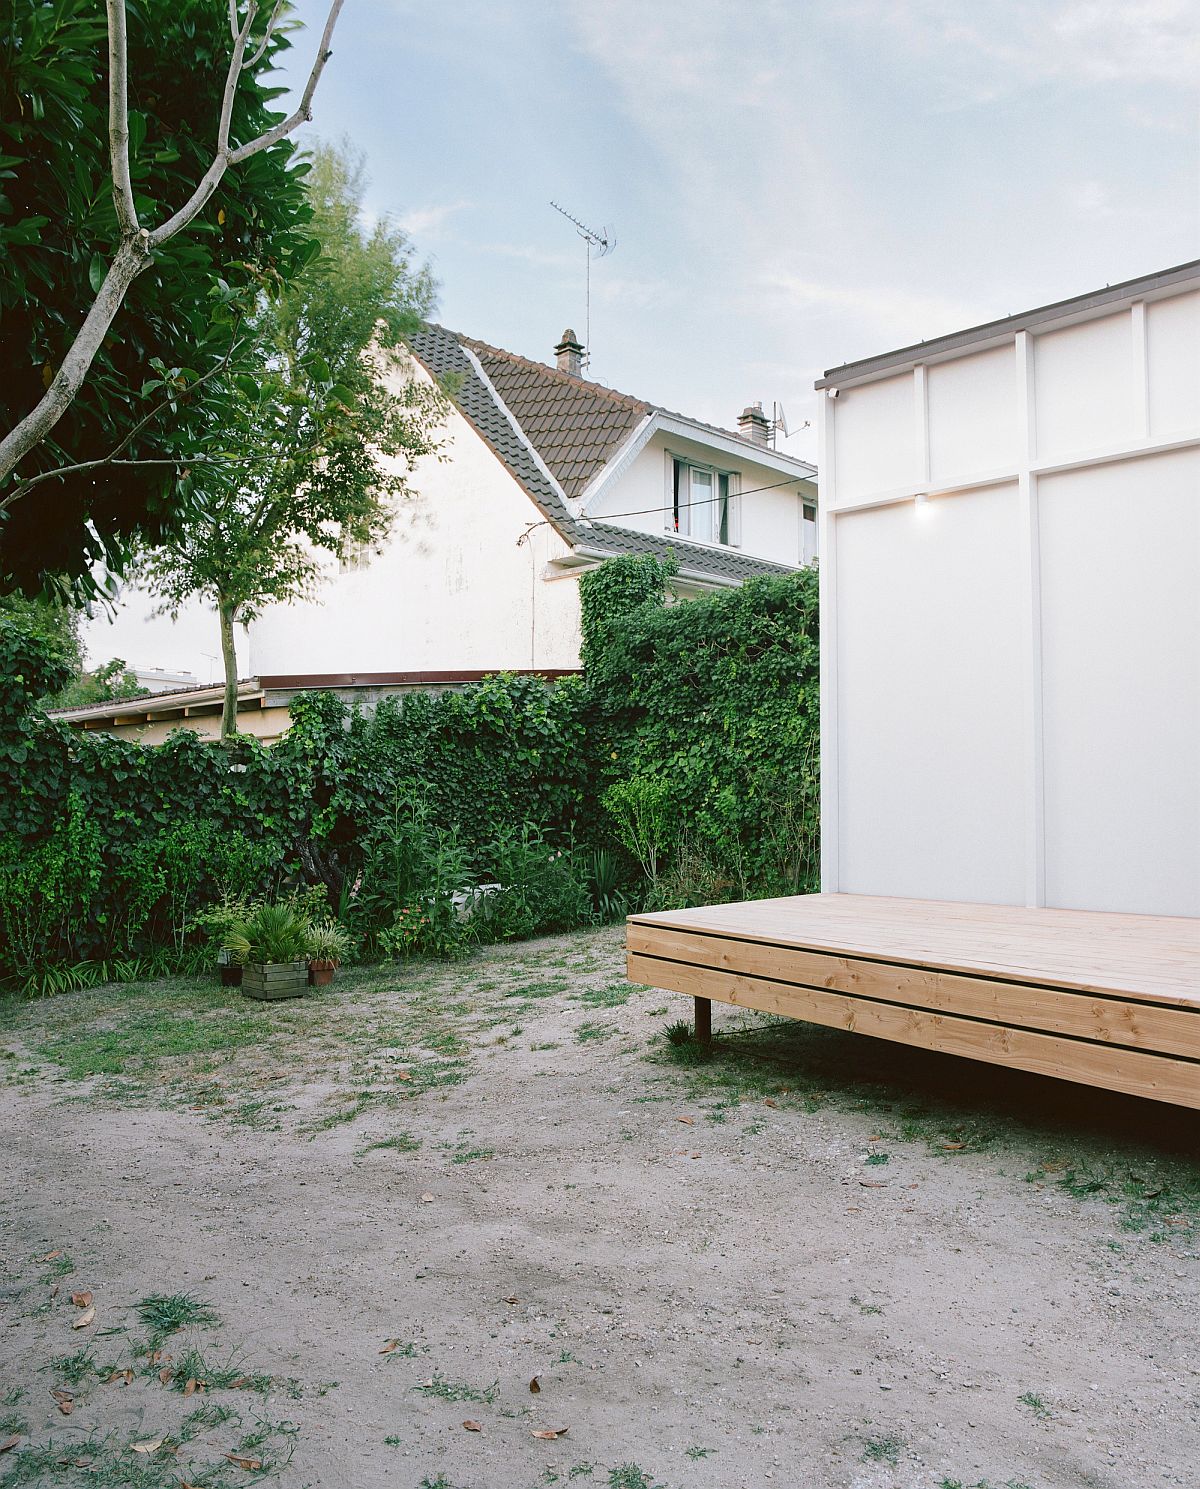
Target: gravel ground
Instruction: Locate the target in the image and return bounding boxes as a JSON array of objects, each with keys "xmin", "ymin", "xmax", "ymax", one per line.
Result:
[{"xmin": 1, "ymin": 925, "xmax": 1198, "ymax": 1489}]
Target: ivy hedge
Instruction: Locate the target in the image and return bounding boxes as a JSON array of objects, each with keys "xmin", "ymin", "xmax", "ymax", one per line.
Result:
[{"xmin": 0, "ymin": 556, "xmax": 818, "ymax": 984}]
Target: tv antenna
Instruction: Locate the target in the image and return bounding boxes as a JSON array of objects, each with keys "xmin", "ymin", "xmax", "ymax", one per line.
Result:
[{"xmin": 550, "ymin": 201, "xmax": 615, "ymax": 372}]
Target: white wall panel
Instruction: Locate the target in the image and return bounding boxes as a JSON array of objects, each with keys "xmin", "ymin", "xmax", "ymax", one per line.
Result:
[
  {"xmin": 1147, "ymin": 290, "xmax": 1200, "ymax": 438},
  {"xmin": 832, "ymin": 373, "xmax": 917, "ymax": 502},
  {"xmin": 835, "ymin": 486, "xmax": 1026, "ymax": 902},
  {"xmin": 1039, "ymin": 448, "xmax": 1200, "ymax": 916},
  {"xmin": 927, "ymin": 344, "xmax": 1018, "ymax": 486},
  {"xmin": 1033, "ymin": 311, "xmax": 1133, "ymax": 459}
]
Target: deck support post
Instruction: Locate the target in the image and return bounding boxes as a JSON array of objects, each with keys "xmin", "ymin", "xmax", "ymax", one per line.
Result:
[{"xmin": 694, "ymin": 995, "xmax": 712, "ymax": 1044}]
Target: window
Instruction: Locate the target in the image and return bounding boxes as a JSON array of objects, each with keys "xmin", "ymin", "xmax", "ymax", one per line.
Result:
[{"xmin": 668, "ymin": 457, "xmax": 739, "ymax": 546}]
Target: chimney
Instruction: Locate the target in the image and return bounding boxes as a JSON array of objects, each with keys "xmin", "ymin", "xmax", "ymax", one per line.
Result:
[
  {"xmin": 555, "ymin": 328, "xmax": 584, "ymax": 378},
  {"xmin": 738, "ymin": 401, "xmax": 770, "ymax": 447}
]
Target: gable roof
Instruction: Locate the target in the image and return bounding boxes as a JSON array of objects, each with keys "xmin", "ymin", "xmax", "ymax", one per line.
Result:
[{"xmin": 407, "ymin": 323, "xmax": 804, "ymax": 585}]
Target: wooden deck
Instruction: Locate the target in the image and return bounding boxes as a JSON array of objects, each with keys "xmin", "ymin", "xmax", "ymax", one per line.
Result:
[{"xmin": 627, "ymin": 894, "xmax": 1200, "ymax": 1109}]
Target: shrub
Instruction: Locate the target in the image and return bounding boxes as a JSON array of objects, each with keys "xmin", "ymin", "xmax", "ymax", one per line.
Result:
[{"xmin": 474, "ymin": 823, "xmax": 591, "ymax": 942}]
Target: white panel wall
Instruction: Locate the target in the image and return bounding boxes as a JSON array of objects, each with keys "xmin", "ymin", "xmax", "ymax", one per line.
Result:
[
  {"xmin": 1033, "ymin": 312, "xmax": 1133, "ymax": 459},
  {"xmin": 1039, "ymin": 448, "xmax": 1200, "ymax": 915},
  {"xmin": 831, "ymin": 373, "xmax": 917, "ymax": 501},
  {"xmin": 927, "ymin": 344, "xmax": 1017, "ymax": 486},
  {"xmin": 835, "ymin": 489, "xmax": 1026, "ymax": 902},
  {"xmin": 1147, "ymin": 290, "xmax": 1200, "ymax": 437},
  {"xmin": 820, "ymin": 270, "xmax": 1200, "ymax": 916}
]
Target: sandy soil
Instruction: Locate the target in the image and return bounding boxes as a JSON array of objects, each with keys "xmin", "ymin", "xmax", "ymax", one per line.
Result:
[{"xmin": 1, "ymin": 925, "xmax": 1198, "ymax": 1489}]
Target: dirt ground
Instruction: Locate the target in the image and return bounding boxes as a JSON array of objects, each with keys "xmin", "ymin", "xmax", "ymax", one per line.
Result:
[{"xmin": 1, "ymin": 924, "xmax": 1199, "ymax": 1489}]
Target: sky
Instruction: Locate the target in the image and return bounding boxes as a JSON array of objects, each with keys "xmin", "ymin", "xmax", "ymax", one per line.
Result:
[{"xmin": 84, "ymin": 0, "xmax": 1200, "ymax": 675}]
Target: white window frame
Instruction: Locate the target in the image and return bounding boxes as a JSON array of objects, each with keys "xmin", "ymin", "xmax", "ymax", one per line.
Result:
[{"xmin": 664, "ymin": 453, "xmax": 741, "ymax": 548}]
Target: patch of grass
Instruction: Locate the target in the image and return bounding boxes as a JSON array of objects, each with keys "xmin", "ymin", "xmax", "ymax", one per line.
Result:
[
  {"xmin": 179, "ymin": 1401, "xmax": 237, "ymax": 1439},
  {"xmin": 157, "ymin": 1346, "xmax": 272, "ymax": 1394},
  {"xmin": 530, "ymin": 1041, "xmax": 561, "ymax": 1051},
  {"xmin": 451, "ymin": 1144, "xmax": 495, "ymax": 1164},
  {"xmin": 861, "ymin": 1433, "xmax": 903, "ymax": 1465},
  {"xmin": 38, "ymin": 996, "xmax": 269, "ymax": 1080},
  {"xmin": 306, "ymin": 1091, "xmax": 378, "ymax": 1133},
  {"xmin": 575, "ymin": 1020, "xmax": 615, "ymax": 1044},
  {"xmin": 685, "ymin": 1444, "xmax": 713, "ymax": 1459},
  {"xmin": 358, "ymin": 1132, "xmax": 422, "ymax": 1155},
  {"xmin": 413, "ymin": 1372, "xmax": 498, "ymax": 1403},
  {"xmin": 40, "ymin": 1251, "xmax": 74, "ymax": 1280},
  {"xmin": 0, "ymin": 1406, "xmax": 28, "ymax": 1436},
  {"xmin": 574, "ymin": 983, "xmax": 633, "ymax": 1009},
  {"xmin": 53, "ymin": 1347, "xmax": 99, "ymax": 1385},
  {"xmin": 661, "ymin": 1021, "xmax": 713, "ymax": 1066},
  {"xmin": 568, "ymin": 1466, "xmax": 596, "ymax": 1480},
  {"xmin": 608, "ymin": 1468, "xmax": 655, "ymax": 1489},
  {"xmin": 850, "ymin": 1294, "xmax": 883, "ymax": 1315},
  {"xmin": 1018, "ymin": 1390, "xmax": 1050, "ymax": 1419},
  {"xmin": 136, "ymin": 1292, "xmax": 219, "ymax": 1338},
  {"xmin": 865, "ymin": 1151, "xmax": 889, "ymax": 1166}
]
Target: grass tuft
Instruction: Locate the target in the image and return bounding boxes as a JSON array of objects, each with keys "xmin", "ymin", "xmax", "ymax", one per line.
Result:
[{"xmin": 136, "ymin": 1292, "xmax": 219, "ymax": 1338}]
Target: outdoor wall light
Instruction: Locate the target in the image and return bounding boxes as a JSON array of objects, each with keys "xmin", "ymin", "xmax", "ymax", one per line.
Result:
[{"xmin": 914, "ymin": 492, "xmax": 934, "ymax": 519}]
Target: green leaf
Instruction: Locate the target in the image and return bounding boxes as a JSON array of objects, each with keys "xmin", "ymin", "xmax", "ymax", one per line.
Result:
[{"xmin": 88, "ymin": 253, "xmax": 107, "ymax": 294}]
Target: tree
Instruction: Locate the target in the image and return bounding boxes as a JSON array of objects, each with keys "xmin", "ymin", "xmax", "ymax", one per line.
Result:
[
  {"xmin": 0, "ymin": 0, "xmax": 345, "ymax": 598},
  {"xmin": 136, "ymin": 140, "xmax": 448, "ymax": 741},
  {"xmin": 0, "ymin": 594, "xmax": 140, "ymax": 706}
]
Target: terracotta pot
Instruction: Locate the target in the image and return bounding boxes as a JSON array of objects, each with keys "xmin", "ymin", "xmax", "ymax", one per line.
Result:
[{"xmin": 308, "ymin": 959, "xmax": 338, "ymax": 987}]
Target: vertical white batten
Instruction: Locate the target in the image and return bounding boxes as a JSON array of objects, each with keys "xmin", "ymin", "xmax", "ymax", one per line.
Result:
[
  {"xmin": 1015, "ymin": 330, "xmax": 1046, "ymax": 907},
  {"xmin": 914, "ymin": 363, "xmax": 931, "ymax": 488},
  {"xmin": 818, "ymin": 389, "xmax": 839, "ymax": 891},
  {"xmin": 1131, "ymin": 301, "xmax": 1150, "ymax": 441}
]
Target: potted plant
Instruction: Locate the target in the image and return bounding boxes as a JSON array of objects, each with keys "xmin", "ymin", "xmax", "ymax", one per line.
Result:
[
  {"xmin": 224, "ymin": 903, "xmax": 313, "ymax": 1001},
  {"xmin": 307, "ymin": 919, "xmax": 352, "ymax": 987},
  {"xmin": 195, "ymin": 899, "xmax": 250, "ymax": 986}
]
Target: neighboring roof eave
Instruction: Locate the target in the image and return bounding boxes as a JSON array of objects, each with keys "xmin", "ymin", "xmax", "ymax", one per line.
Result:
[{"xmin": 817, "ymin": 259, "xmax": 1200, "ymax": 390}]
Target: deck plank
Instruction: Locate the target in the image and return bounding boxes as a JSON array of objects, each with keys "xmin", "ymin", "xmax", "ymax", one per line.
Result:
[{"xmin": 629, "ymin": 894, "xmax": 1200, "ymax": 1007}]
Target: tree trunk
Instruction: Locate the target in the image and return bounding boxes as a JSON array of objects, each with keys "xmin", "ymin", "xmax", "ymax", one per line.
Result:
[{"xmin": 218, "ymin": 598, "xmax": 240, "ymax": 744}]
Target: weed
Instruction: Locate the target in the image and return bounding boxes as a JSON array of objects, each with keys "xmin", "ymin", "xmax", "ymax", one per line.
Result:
[
  {"xmin": 574, "ymin": 983, "xmax": 633, "ymax": 1009},
  {"xmin": 1018, "ymin": 1390, "xmax": 1050, "ymax": 1419},
  {"xmin": 576, "ymin": 1020, "xmax": 614, "ymax": 1044},
  {"xmin": 569, "ymin": 1467, "xmax": 596, "ymax": 1480},
  {"xmin": 850, "ymin": 1295, "xmax": 883, "ymax": 1315},
  {"xmin": 861, "ymin": 1433, "xmax": 903, "ymax": 1465},
  {"xmin": 40, "ymin": 1251, "xmax": 74, "ymax": 1280},
  {"xmin": 662, "ymin": 1021, "xmax": 712, "ymax": 1066},
  {"xmin": 0, "ymin": 1407, "xmax": 28, "ymax": 1436},
  {"xmin": 413, "ymin": 1373, "xmax": 498, "ymax": 1403},
  {"xmin": 53, "ymin": 1347, "xmax": 99, "ymax": 1384},
  {"xmin": 608, "ymin": 1468, "xmax": 655, "ymax": 1489},
  {"xmin": 358, "ymin": 1132, "xmax": 422, "ymax": 1155},
  {"xmin": 451, "ymin": 1144, "xmax": 495, "ymax": 1164},
  {"xmin": 136, "ymin": 1291, "xmax": 219, "ymax": 1338},
  {"xmin": 158, "ymin": 1346, "xmax": 272, "ymax": 1394},
  {"xmin": 685, "ymin": 1445, "xmax": 713, "ymax": 1459},
  {"xmin": 385, "ymin": 1435, "xmax": 402, "ymax": 1446},
  {"xmin": 179, "ymin": 1401, "xmax": 237, "ymax": 1439},
  {"xmin": 865, "ymin": 1151, "xmax": 889, "ymax": 1166}
]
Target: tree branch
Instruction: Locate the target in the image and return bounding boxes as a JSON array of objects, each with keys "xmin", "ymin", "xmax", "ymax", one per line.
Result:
[
  {"xmin": 0, "ymin": 313, "xmax": 248, "ymax": 514},
  {"xmin": 106, "ymin": 0, "xmax": 139, "ymax": 235},
  {"xmin": 243, "ymin": 0, "xmax": 286, "ymax": 70},
  {"xmin": 0, "ymin": 0, "xmax": 347, "ymax": 489}
]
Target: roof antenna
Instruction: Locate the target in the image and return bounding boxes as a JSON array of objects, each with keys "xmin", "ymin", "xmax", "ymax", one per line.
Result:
[{"xmin": 550, "ymin": 201, "xmax": 615, "ymax": 374}]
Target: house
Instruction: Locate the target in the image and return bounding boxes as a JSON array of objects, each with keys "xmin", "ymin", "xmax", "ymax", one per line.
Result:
[
  {"xmin": 65, "ymin": 325, "xmax": 817, "ymax": 739},
  {"xmin": 627, "ymin": 259, "xmax": 1200, "ymax": 1113},
  {"xmin": 247, "ymin": 324, "xmax": 817, "ymax": 685}
]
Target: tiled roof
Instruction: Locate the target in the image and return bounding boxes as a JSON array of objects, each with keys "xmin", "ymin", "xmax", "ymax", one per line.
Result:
[
  {"xmin": 464, "ymin": 338, "xmax": 649, "ymax": 500},
  {"xmin": 407, "ymin": 323, "xmax": 799, "ymax": 585}
]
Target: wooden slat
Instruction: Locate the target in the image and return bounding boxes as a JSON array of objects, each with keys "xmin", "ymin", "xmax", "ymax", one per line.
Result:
[
  {"xmin": 628, "ymin": 923, "xmax": 1200, "ymax": 1060},
  {"xmin": 630, "ymin": 894, "xmax": 1200, "ymax": 1006},
  {"xmin": 627, "ymin": 952, "xmax": 1200, "ymax": 1111}
]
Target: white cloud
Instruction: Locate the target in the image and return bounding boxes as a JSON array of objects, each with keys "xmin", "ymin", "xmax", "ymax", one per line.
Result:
[{"xmin": 397, "ymin": 200, "xmax": 472, "ymax": 238}]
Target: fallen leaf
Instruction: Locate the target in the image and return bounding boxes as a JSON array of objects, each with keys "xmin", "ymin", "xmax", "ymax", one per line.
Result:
[
  {"xmin": 675, "ymin": 1115, "xmax": 694, "ymax": 1125},
  {"xmin": 763, "ymin": 1098, "xmax": 778, "ymax": 1109},
  {"xmin": 462, "ymin": 1419, "xmax": 482, "ymax": 1432},
  {"xmin": 869, "ymin": 1134, "xmax": 882, "ymax": 1141},
  {"xmin": 228, "ymin": 1377, "xmax": 252, "ymax": 1390},
  {"xmin": 379, "ymin": 1339, "xmax": 401, "ymax": 1355},
  {"xmin": 419, "ymin": 1193, "xmax": 434, "ymax": 1204},
  {"xmin": 130, "ymin": 1439, "xmax": 163, "ymax": 1455},
  {"xmin": 72, "ymin": 1305, "xmax": 95, "ymax": 1329},
  {"xmin": 224, "ymin": 1454, "xmax": 263, "ymax": 1471},
  {"xmin": 0, "ymin": 1435, "xmax": 20, "ymax": 1453},
  {"xmin": 105, "ymin": 1369, "xmax": 134, "ymax": 1386},
  {"xmin": 71, "ymin": 1291, "xmax": 93, "ymax": 1308},
  {"xmin": 417, "ymin": 1378, "xmax": 434, "ymax": 1389},
  {"xmin": 41, "ymin": 1249, "xmax": 63, "ymax": 1262},
  {"xmin": 942, "ymin": 1142, "xmax": 966, "ymax": 1151},
  {"xmin": 529, "ymin": 1375, "xmax": 541, "ymax": 1394},
  {"xmin": 183, "ymin": 1377, "xmax": 198, "ymax": 1397},
  {"xmin": 504, "ymin": 1295, "xmax": 519, "ymax": 1305},
  {"xmin": 531, "ymin": 1427, "xmax": 569, "ymax": 1440},
  {"xmin": 147, "ymin": 1349, "xmax": 163, "ymax": 1364},
  {"xmin": 859, "ymin": 1180, "xmax": 889, "ymax": 1188},
  {"xmin": 160, "ymin": 1367, "xmax": 174, "ymax": 1384},
  {"xmin": 396, "ymin": 1071, "xmax": 412, "ymax": 1081},
  {"xmin": 50, "ymin": 1389, "xmax": 74, "ymax": 1416},
  {"xmin": 49, "ymin": 1283, "xmax": 59, "ymax": 1299}
]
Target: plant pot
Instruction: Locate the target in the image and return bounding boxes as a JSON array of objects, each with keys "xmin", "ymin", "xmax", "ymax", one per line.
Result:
[
  {"xmin": 219, "ymin": 963, "xmax": 243, "ymax": 987},
  {"xmin": 308, "ymin": 958, "xmax": 338, "ymax": 987},
  {"xmin": 241, "ymin": 960, "xmax": 309, "ymax": 1001}
]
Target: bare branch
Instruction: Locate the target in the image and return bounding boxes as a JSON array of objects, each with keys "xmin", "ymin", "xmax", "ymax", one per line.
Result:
[
  {"xmin": 243, "ymin": 0, "xmax": 286, "ymax": 70},
  {"xmin": 218, "ymin": 3, "xmax": 256, "ymax": 155},
  {"xmin": 106, "ymin": 0, "xmax": 139, "ymax": 234},
  {"xmin": 228, "ymin": 0, "xmax": 239, "ymax": 40},
  {"xmin": 0, "ymin": 1, "xmax": 346, "ymax": 488}
]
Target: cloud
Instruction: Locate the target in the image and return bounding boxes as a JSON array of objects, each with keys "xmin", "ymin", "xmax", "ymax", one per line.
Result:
[{"xmin": 397, "ymin": 200, "xmax": 472, "ymax": 238}]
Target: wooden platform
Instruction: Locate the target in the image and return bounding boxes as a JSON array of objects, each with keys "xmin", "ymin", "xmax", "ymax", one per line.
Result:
[{"xmin": 627, "ymin": 894, "xmax": 1200, "ymax": 1109}]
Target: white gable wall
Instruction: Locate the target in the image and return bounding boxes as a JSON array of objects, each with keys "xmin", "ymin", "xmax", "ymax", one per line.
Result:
[
  {"xmin": 584, "ymin": 429, "xmax": 815, "ymax": 568},
  {"xmin": 250, "ymin": 365, "xmax": 582, "ymax": 677},
  {"xmin": 820, "ymin": 275, "xmax": 1200, "ymax": 917}
]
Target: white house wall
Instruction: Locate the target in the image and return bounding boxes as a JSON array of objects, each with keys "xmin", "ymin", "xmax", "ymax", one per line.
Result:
[
  {"xmin": 250, "ymin": 364, "xmax": 582, "ymax": 676},
  {"xmin": 820, "ymin": 273, "xmax": 1200, "ymax": 917},
  {"xmin": 584, "ymin": 429, "xmax": 814, "ymax": 568}
]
